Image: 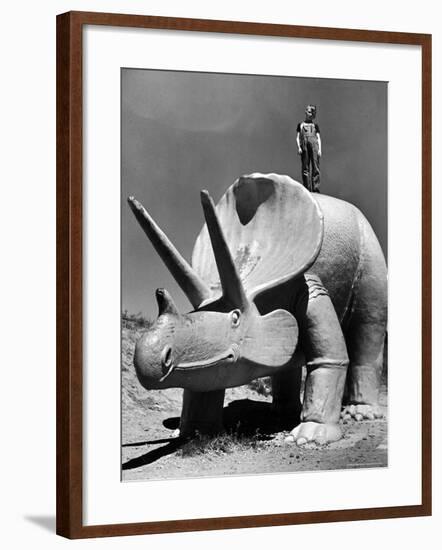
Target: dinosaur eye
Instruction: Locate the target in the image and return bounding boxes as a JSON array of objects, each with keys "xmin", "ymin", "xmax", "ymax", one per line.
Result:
[
  {"xmin": 231, "ymin": 309, "xmax": 241, "ymax": 327},
  {"xmin": 161, "ymin": 345, "xmax": 173, "ymax": 368}
]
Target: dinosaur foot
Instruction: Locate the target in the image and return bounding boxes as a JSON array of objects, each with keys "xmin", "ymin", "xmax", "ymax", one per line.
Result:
[
  {"xmin": 284, "ymin": 421, "xmax": 342, "ymax": 446},
  {"xmin": 341, "ymin": 404, "xmax": 384, "ymax": 422}
]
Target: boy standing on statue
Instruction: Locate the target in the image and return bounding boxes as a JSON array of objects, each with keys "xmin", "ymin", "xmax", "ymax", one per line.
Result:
[{"xmin": 296, "ymin": 104, "xmax": 322, "ymax": 192}]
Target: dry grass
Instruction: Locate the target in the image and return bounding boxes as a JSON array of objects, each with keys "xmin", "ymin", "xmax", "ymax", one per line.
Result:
[{"xmin": 178, "ymin": 427, "xmax": 268, "ymax": 457}]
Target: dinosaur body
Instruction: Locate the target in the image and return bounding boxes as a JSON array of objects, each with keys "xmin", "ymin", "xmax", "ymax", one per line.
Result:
[{"xmin": 128, "ymin": 174, "xmax": 387, "ymax": 445}]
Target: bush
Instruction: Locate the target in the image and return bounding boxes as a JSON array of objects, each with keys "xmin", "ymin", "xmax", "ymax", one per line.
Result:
[
  {"xmin": 122, "ymin": 310, "xmax": 152, "ymax": 329},
  {"xmin": 248, "ymin": 377, "xmax": 272, "ymax": 396}
]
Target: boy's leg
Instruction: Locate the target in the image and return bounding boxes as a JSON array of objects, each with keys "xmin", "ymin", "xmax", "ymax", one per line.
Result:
[
  {"xmin": 301, "ymin": 149, "xmax": 311, "ymax": 190},
  {"xmin": 312, "ymin": 144, "xmax": 321, "ymax": 192}
]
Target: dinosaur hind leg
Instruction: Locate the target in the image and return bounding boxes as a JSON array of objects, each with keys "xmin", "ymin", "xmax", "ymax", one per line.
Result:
[
  {"xmin": 343, "ymin": 321, "xmax": 386, "ymax": 420},
  {"xmin": 342, "ymin": 216, "xmax": 387, "ymax": 421}
]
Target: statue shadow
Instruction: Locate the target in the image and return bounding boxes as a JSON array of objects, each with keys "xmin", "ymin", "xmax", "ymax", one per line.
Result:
[
  {"xmin": 163, "ymin": 417, "xmax": 180, "ymax": 430},
  {"xmin": 163, "ymin": 398, "xmax": 300, "ymax": 436},
  {"xmin": 223, "ymin": 399, "xmax": 300, "ymax": 435},
  {"xmin": 122, "ymin": 438, "xmax": 183, "ymax": 471},
  {"xmin": 122, "ymin": 398, "xmax": 300, "ymax": 471},
  {"xmin": 122, "ymin": 437, "xmax": 175, "ymax": 447}
]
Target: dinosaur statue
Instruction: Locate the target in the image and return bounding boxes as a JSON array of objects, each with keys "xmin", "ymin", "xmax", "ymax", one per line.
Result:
[{"xmin": 127, "ymin": 173, "xmax": 387, "ymax": 445}]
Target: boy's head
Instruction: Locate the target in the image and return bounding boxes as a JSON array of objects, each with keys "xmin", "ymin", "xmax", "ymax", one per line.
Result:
[{"xmin": 305, "ymin": 104, "xmax": 317, "ymax": 120}]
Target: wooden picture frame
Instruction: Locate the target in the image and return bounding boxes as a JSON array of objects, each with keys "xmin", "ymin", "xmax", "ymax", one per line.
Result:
[{"xmin": 56, "ymin": 11, "xmax": 432, "ymax": 539}]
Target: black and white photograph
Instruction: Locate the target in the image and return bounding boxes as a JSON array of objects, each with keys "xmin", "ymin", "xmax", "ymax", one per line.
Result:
[
  {"xmin": 0, "ymin": 0, "xmax": 437, "ymax": 545},
  {"xmin": 121, "ymin": 68, "xmax": 388, "ymax": 481}
]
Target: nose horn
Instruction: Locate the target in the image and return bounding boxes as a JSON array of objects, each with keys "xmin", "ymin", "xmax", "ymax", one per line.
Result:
[{"xmin": 156, "ymin": 288, "xmax": 179, "ymax": 317}]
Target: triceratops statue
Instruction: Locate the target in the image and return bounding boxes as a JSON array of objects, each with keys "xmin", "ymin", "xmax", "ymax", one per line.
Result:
[{"xmin": 127, "ymin": 173, "xmax": 387, "ymax": 445}]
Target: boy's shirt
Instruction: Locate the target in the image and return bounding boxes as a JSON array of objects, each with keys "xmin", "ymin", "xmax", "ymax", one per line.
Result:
[{"xmin": 297, "ymin": 121, "xmax": 320, "ymax": 143}]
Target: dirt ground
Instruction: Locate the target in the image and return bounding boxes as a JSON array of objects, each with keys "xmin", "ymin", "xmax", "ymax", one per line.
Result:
[{"xmin": 121, "ymin": 324, "xmax": 388, "ymax": 482}]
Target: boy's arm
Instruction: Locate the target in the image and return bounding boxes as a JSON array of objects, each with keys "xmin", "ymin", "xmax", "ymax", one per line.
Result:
[
  {"xmin": 296, "ymin": 131, "xmax": 302, "ymax": 154},
  {"xmin": 317, "ymin": 132, "xmax": 322, "ymax": 157}
]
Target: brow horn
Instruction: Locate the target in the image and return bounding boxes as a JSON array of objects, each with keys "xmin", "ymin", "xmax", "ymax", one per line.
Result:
[
  {"xmin": 200, "ymin": 190, "xmax": 248, "ymax": 310},
  {"xmin": 128, "ymin": 196, "xmax": 211, "ymax": 309}
]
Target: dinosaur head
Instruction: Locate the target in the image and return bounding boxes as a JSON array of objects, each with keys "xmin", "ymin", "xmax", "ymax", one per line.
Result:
[
  {"xmin": 128, "ymin": 174, "xmax": 323, "ymax": 392},
  {"xmin": 133, "ymin": 288, "xmax": 297, "ymax": 392}
]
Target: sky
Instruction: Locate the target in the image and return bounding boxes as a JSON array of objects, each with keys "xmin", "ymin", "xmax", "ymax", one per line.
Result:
[{"xmin": 121, "ymin": 68, "xmax": 387, "ymax": 318}]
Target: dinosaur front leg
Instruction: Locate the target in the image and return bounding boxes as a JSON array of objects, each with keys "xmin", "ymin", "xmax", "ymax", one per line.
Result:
[
  {"xmin": 179, "ymin": 389, "xmax": 225, "ymax": 438},
  {"xmin": 286, "ymin": 276, "xmax": 348, "ymax": 445}
]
